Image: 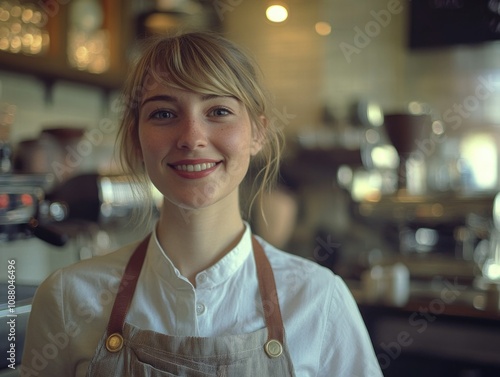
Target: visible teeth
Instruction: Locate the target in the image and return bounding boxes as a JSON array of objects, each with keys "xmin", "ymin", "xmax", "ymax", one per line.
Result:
[{"xmin": 175, "ymin": 162, "xmax": 216, "ymax": 172}]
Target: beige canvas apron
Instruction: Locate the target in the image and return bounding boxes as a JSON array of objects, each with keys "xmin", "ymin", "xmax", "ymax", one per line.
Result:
[{"xmin": 86, "ymin": 235, "xmax": 296, "ymax": 376}]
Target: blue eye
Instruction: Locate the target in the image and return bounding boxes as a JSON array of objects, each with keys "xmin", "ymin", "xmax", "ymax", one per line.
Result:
[
  {"xmin": 151, "ymin": 110, "xmax": 174, "ymax": 119},
  {"xmin": 211, "ymin": 108, "xmax": 231, "ymax": 116}
]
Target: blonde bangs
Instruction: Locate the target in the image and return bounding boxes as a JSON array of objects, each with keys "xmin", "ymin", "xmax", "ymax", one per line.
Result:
[{"xmin": 141, "ymin": 33, "xmax": 266, "ymax": 124}]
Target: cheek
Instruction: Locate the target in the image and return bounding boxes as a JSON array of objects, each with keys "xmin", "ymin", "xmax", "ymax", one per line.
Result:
[
  {"xmin": 138, "ymin": 127, "xmax": 164, "ymax": 159},
  {"xmin": 219, "ymin": 125, "xmax": 253, "ymax": 154},
  {"xmin": 220, "ymin": 128, "xmax": 253, "ymax": 175}
]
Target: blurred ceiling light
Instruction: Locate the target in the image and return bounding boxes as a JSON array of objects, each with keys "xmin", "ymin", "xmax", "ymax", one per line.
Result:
[
  {"xmin": 315, "ymin": 21, "xmax": 331, "ymax": 36},
  {"xmin": 266, "ymin": 3, "xmax": 288, "ymax": 23},
  {"xmin": 431, "ymin": 120, "xmax": 445, "ymax": 135}
]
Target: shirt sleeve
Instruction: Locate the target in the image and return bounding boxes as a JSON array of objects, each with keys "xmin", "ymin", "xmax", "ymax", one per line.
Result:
[
  {"xmin": 20, "ymin": 269, "xmax": 73, "ymax": 377},
  {"xmin": 317, "ymin": 275, "xmax": 383, "ymax": 377}
]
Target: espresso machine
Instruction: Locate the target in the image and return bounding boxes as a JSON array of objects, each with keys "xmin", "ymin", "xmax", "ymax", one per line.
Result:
[
  {"xmin": 0, "ymin": 171, "xmax": 159, "ymax": 373},
  {"xmin": 0, "ymin": 172, "xmax": 68, "ymax": 374},
  {"xmin": 0, "ymin": 170, "xmax": 161, "ymax": 370},
  {"xmin": 353, "ymin": 112, "xmax": 500, "ymax": 309},
  {"xmin": 350, "ymin": 112, "xmax": 500, "ymax": 377}
]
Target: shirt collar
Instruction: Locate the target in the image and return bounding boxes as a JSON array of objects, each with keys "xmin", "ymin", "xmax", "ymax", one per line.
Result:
[{"xmin": 145, "ymin": 222, "xmax": 253, "ymax": 290}]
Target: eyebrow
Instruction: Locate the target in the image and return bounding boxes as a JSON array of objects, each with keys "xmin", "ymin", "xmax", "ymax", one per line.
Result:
[
  {"xmin": 141, "ymin": 95, "xmax": 175, "ymax": 106},
  {"xmin": 141, "ymin": 94, "xmax": 235, "ymax": 107}
]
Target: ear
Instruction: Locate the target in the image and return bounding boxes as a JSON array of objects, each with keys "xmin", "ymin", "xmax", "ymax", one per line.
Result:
[{"xmin": 250, "ymin": 116, "xmax": 266, "ymax": 156}]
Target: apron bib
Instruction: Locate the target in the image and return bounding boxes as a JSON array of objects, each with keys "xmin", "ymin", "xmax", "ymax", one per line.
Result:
[{"xmin": 86, "ymin": 235, "xmax": 296, "ymax": 376}]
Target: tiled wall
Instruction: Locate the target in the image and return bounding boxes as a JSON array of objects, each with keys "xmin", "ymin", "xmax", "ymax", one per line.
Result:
[
  {"xmin": 223, "ymin": 0, "xmax": 323, "ymax": 138},
  {"xmin": 323, "ymin": 0, "xmax": 407, "ymax": 119},
  {"xmin": 0, "ymin": 70, "xmax": 121, "ymax": 175},
  {"xmin": 2, "ymin": 72, "xmax": 101, "ymax": 140},
  {"xmin": 225, "ymin": 0, "xmax": 500, "ymax": 134}
]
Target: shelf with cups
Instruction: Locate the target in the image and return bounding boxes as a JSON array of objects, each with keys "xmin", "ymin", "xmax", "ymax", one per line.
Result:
[{"xmin": 0, "ymin": 0, "xmax": 131, "ymax": 92}]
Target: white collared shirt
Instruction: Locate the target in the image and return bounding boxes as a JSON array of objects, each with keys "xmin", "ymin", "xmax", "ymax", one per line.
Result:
[{"xmin": 22, "ymin": 223, "xmax": 383, "ymax": 376}]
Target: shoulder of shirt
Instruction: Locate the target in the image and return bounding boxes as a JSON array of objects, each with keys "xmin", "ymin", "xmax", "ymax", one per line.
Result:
[
  {"xmin": 39, "ymin": 239, "xmax": 141, "ymax": 288},
  {"xmin": 30, "ymin": 239, "xmax": 144, "ymax": 320},
  {"xmin": 254, "ymin": 235, "xmax": 339, "ymax": 287}
]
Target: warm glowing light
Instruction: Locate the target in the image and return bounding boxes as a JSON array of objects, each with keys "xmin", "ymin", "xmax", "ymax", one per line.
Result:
[
  {"xmin": 10, "ymin": 6, "xmax": 21, "ymax": 18},
  {"xmin": 11, "ymin": 22, "xmax": 21, "ymax": 34},
  {"xmin": 0, "ymin": 37, "xmax": 9, "ymax": 50},
  {"xmin": 20, "ymin": 193, "xmax": 33, "ymax": 207},
  {"xmin": 266, "ymin": 4, "xmax": 288, "ymax": 23},
  {"xmin": 0, "ymin": 2, "xmax": 48, "ymax": 56},
  {"xmin": 32, "ymin": 11, "xmax": 42, "ymax": 24},
  {"xmin": 76, "ymin": 46, "xmax": 89, "ymax": 60},
  {"xmin": 0, "ymin": 194, "xmax": 8, "ymax": 209},
  {"xmin": 0, "ymin": 10, "xmax": 9, "ymax": 22},
  {"xmin": 315, "ymin": 21, "xmax": 331, "ymax": 36},
  {"xmin": 10, "ymin": 36, "xmax": 21, "ymax": 52},
  {"xmin": 22, "ymin": 8, "xmax": 33, "ymax": 23}
]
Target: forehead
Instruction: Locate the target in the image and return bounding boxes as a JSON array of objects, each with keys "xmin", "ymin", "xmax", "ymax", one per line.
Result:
[
  {"xmin": 141, "ymin": 62, "xmax": 234, "ymax": 97},
  {"xmin": 137, "ymin": 67, "xmax": 236, "ymax": 103},
  {"xmin": 140, "ymin": 85, "xmax": 241, "ymax": 107},
  {"xmin": 140, "ymin": 75, "xmax": 232, "ymax": 97}
]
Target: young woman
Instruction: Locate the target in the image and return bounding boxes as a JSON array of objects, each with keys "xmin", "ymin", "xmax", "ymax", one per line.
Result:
[{"xmin": 22, "ymin": 32, "xmax": 383, "ymax": 376}]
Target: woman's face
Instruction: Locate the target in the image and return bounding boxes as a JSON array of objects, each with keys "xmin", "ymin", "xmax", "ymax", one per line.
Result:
[{"xmin": 138, "ymin": 81, "xmax": 262, "ymax": 211}]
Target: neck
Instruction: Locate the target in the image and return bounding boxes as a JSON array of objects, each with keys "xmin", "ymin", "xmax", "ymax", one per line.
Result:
[{"xmin": 156, "ymin": 196, "xmax": 245, "ymax": 285}]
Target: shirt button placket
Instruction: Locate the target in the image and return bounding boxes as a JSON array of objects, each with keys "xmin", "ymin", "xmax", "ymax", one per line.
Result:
[
  {"xmin": 198, "ymin": 272, "xmax": 207, "ymax": 285},
  {"xmin": 196, "ymin": 303, "xmax": 206, "ymax": 315},
  {"xmin": 196, "ymin": 273, "xmax": 208, "ymax": 317}
]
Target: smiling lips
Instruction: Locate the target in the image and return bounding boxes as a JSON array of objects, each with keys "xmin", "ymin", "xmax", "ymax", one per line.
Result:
[
  {"xmin": 173, "ymin": 162, "xmax": 217, "ymax": 172},
  {"xmin": 169, "ymin": 160, "xmax": 220, "ymax": 178}
]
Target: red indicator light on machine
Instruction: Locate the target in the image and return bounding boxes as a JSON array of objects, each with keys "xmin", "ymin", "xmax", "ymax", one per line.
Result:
[
  {"xmin": 20, "ymin": 193, "xmax": 33, "ymax": 207},
  {"xmin": 0, "ymin": 194, "xmax": 8, "ymax": 209}
]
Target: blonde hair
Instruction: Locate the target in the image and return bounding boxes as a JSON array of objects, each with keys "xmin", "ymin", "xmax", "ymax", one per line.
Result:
[{"xmin": 117, "ymin": 31, "xmax": 284, "ymax": 220}]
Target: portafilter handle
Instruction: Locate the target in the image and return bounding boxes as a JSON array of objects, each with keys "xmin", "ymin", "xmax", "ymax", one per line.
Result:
[{"xmin": 27, "ymin": 218, "xmax": 69, "ymax": 247}]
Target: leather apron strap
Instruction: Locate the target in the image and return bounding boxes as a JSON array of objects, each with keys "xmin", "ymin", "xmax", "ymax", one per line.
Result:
[
  {"xmin": 104, "ymin": 234, "xmax": 286, "ymax": 358},
  {"xmin": 105, "ymin": 236, "xmax": 149, "ymax": 352},
  {"xmin": 252, "ymin": 236, "xmax": 285, "ymax": 357}
]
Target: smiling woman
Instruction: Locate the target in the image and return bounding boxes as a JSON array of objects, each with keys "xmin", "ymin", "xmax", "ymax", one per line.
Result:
[
  {"xmin": 119, "ymin": 32, "xmax": 279, "ymax": 223},
  {"xmin": 21, "ymin": 31, "xmax": 383, "ymax": 377},
  {"xmin": 137, "ymin": 86, "xmax": 260, "ymax": 214}
]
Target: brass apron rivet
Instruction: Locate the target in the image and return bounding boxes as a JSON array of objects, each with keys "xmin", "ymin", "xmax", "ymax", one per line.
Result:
[
  {"xmin": 264, "ymin": 339, "xmax": 283, "ymax": 358},
  {"xmin": 106, "ymin": 333, "xmax": 124, "ymax": 353}
]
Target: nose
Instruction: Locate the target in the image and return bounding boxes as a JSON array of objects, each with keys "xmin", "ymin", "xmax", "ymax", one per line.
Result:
[{"xmin": 176, "ymin": 116, "xmax": 208, "ymax": 150}]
